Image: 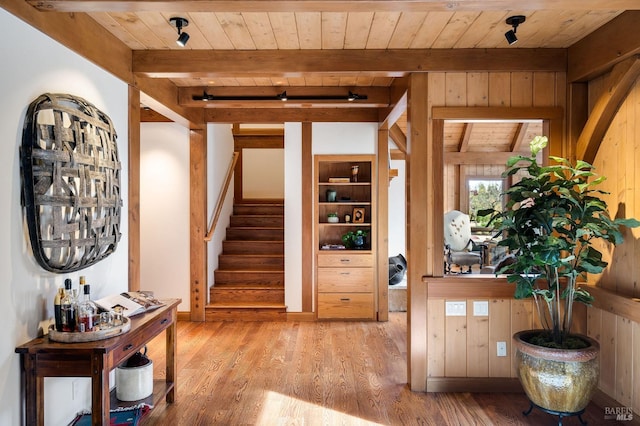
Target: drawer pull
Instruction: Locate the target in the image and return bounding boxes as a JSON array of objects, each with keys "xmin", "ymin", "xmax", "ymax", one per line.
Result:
[
  {"xmin": 340, "ymin": 272, "xmax": 350, "ymax": 276},
  {"xmin": 123, "ymin": 344, "xmax": 133, "ymax": 352},
  {"xmin": 160, "ymin": 318, "xmax": 168, "ymax": 325},
  {"xmin": 340, "ymin": 258, "xmax": 350, "ymax": 263},
  {"xmin": 340, "ymin": 298, "xmax": 351, "ymax": 302}
]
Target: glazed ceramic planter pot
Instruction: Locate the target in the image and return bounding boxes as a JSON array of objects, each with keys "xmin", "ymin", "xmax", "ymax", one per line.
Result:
[{"xmin": 513, "ymin": 330, "xmax": 600, "ymax": 414}]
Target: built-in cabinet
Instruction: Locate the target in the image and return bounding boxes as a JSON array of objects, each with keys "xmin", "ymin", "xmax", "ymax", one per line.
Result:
[{"xmin": 314, "ymin": 155, "xmax": 377, "ymax": 320}]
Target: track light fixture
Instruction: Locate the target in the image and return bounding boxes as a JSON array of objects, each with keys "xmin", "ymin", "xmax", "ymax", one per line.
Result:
[
  {"xmin": 192, "ymin": 90, "xmax": 368, "ymax": 102},
  {"xmin": 169, "ymin": 17, "xmax": 190, "ymax": 47},
  {"xmin": 505, "ymin": 15, "xmax": 525, "ymax": 45}
]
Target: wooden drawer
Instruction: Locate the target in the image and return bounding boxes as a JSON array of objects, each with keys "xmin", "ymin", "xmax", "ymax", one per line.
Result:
[
  {"xmin": 317, "ymin": 293, "xmax": 374, "ymax": 319},
  {"xmin": 318, "ymin": 253, "xmax": 373, "ymax": 268},
  {"xmin": 317, "ymin": 268, "xmax": 374, "ymax": 292}
]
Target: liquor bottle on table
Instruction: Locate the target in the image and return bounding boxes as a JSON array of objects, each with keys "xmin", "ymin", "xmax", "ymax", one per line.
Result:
[
  {"xmin": 53, "ymin": 287, "xmax": 64, "ymax": 332},
  {"xmin": 77, "ymin": 284, "xmax": 98, "ymax": 332},
  {"xmin": 60, "ymin": 279, "xmax": 76, "ymax": 332}
]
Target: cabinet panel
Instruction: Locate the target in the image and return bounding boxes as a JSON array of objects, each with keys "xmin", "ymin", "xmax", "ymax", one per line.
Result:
[
  {"xmin": 317, "ymin": 268, "xmax": 374, "ymax": 292},
  {"xmin": 317, "ymin": 293, "xmax": 375, "ymax": 319},
  {"xmin": 318, "ymin": 253, "xmax": 373, "ymax": 268}
]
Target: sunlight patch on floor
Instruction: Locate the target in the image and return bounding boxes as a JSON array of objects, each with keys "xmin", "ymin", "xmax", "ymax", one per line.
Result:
[{"xmin": 258, "ymin": 391, "xmax": 385, "ymax": 425}]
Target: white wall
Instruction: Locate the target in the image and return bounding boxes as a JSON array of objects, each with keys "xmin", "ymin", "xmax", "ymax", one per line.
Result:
[
  {"xmin": 312, "ymin": 122, "xmax": 377, "ymax": 155},
  {"xmin": 1, "ymin": 9, "xmax": 129, "ymax": 425},
  {"xmin": 284, "ymin": 123, "xmax": 302, "ymax": 311},
  {"xmin": 140, "ymin": 123, "xmax": 190, "ymax": 310},
  {"xmin": 243, "ymin": 148, "xmax": 285, "ymax": 199},
  {"xmin": 207, "ymin": 124, "xmax": 235, "ymax": 292},
  {"xmin": 388, "ymin": 158, "xmax": 406, "ymax": 258}
]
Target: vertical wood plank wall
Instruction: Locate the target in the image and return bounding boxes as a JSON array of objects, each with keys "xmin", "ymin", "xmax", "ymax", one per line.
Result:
[
  {"xmin": 585, "ymin": 77, "xmax": 640, "ymax": 414},
  {"xmin": 411, "ymin": 71, "xmax": 567, "ymax": 391}
]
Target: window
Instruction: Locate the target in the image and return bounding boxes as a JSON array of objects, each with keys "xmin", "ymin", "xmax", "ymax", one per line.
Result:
[{"xmin": 467, "ymin": 178, "xmax": 504, "ymax": 228}]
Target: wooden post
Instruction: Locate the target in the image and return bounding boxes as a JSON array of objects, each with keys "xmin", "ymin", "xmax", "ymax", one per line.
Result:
[
  {"xmin": 302, "ymin": 122, "xmax": 313, "ymax": 312},
  {"xmin": 190, "ymin": 129, "xmax": 207, "ymax": 321},
  {"xmin": 128, "ymin": 86, "xmax": 141, "ymax": 292},
  {"xmin": 406, "ymin": 73, "xmax": 431, "ymax": 390}
]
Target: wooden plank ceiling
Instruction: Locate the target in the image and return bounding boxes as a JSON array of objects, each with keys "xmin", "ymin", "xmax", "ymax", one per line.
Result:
[{"xmin": 23, "ymin": 1, "xmax": 638, "ymax": 152}]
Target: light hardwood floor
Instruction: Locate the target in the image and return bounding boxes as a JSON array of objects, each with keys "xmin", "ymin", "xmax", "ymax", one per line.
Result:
[{"xmin": 143, "ymin": 313, "xmax": 620, "ymax": 425}]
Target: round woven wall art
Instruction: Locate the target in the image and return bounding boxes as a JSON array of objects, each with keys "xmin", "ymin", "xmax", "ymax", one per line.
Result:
[{"xmin": 20, "ymin": 93, "xmax": 122, "ymax": 273}]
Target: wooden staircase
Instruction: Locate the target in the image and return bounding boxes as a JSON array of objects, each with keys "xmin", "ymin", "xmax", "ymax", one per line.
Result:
[{"xmin": 206, "ymin": 203, "xmax": 286, "ymax": 321}]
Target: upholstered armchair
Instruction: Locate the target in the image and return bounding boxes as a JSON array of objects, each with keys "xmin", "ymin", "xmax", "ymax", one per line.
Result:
[{"xmin": 444, "ymin": 210, "xmax": 485, "ymax": 274}]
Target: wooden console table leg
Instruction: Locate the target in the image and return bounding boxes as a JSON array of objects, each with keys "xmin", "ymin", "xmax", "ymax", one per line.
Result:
[
  {"xmin": 91, "ymin": 354, "xmax": 110, "ymax": 425},
  {"xmin": 166, "ymin": 316, "xmax": 177, "ymax": 403}
]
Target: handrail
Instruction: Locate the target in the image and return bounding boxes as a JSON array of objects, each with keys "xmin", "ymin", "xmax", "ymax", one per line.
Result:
[{"xmin": 204, "ymin": 152, "xmax": 239, "ymax": 242}]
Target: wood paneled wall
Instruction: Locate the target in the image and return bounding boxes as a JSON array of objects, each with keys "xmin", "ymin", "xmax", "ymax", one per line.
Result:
[
  {"xmin": 409, "ymin": 70, "xmax": 567, "ymax": 391},
  {"xmin": 425, "ymin": 279, "xmax": 588, "ymax": 383},
  {"xmin": 585, "ymin": 77, "xmax": 640, "ymax": 413}
]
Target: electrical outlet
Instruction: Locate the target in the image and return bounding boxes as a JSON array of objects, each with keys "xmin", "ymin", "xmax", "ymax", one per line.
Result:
[
  {"xmin": 473, "ymin": 301, "xmax": 489, "ymax": 316},
  {"xmin": 497, "ymin": 341, "xmax": 507, "ymax": 357},
  {"xmin": 445, "ymin": 301, "xmax": 466, "ymax": 316}
]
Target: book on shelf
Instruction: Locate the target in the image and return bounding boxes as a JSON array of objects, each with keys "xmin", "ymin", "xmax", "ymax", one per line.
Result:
[
  {"xmin": 328, "ymin": 177, "xmax": 351, "ymax": 183},
  {"xmin": 95, "ymin": 291, "xmax": 165, "ymax": 318}
]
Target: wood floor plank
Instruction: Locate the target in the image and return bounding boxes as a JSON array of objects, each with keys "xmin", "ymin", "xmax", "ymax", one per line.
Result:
[{"xmin": 142, "ymin": 313, "xmax": 625, "ymax": 425}]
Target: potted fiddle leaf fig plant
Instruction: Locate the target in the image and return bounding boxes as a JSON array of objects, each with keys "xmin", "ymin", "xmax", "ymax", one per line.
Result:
[{"xmin": 479, "ymin": 135, "xmax": 639, "ymax": 417}]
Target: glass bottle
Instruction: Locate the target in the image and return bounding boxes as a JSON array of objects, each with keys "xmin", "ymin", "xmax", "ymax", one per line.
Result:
[
  {"xmin": 60, "ymin": 279, "xmax": 76, "ymax": 332},
  {"xmin": 77, "ymin": 284, "xmax": 98, "ymax": 332},
  {"xmin": 54, "ymin": 287, "xmax": 64, "ymax": 332}
]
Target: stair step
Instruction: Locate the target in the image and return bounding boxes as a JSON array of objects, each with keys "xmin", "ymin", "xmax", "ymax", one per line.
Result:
[
  {"xmin": 230, "ymin": 215, "xmax": 284, "ymax": 228},
  {"xmin": 205, "ymin": 303, "xmax": 287, "ymax": 321},
  {"xmin": 218, "ymin": 254, "xmax": 284, "ymax": 270},
  {"xmin": 233, "ymin": 204, "xmax": 284, "ymax": 216},
  {"xmin": 223, "ymin": 240, "xmax": 283, "ymax": 255},
  {"xmin": 214, "ymin": 270, "xmax": 284, "ymax": 285},
  {"xmin": 210, "ymin": 286, "xmax": 284, "ymax": 303},
  {"xmin": 226, "ymin": 227, "xmax": 284, "ymax": 241}
]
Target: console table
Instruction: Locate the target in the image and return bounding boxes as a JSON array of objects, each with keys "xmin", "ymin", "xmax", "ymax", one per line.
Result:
[{"xmin": 16, "ymin": 298, "xmax": 181, "ymax": 426}]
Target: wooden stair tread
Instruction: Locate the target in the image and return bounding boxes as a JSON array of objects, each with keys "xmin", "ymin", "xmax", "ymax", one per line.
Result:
[
  {"xmin": 212, "ymin": 283, "xmax": 283, "ymax": 289},
  {"xmin": 206, "ymin": 302, "xmax": 286, "ymax": 309},
  {"xmin": 210, "ymin": 201, "xmax": 286, "ymax": 321}
]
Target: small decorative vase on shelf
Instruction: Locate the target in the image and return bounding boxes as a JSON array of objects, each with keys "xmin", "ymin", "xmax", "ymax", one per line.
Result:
[
  {"xmin": 327, "ymin": 213, "xmax": 339, "ymax": 223},
  {"xmin": 344, "ymin": 214, "xmax": 351, "ymax": 223},
  {"xmin": 326, "ymin": 189, "xmax": 337, "ymax": 202}
]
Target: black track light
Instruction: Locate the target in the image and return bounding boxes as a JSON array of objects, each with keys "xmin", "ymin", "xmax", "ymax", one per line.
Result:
[
  {"xmin": 192, "ymin": 90, "xmax": 368, "ymax": 102},
  {"xmin": 505, "ymin": 15, "xmax": 525, "ymax": 45},
  {"xmin": 169, "ymin": 17, "xmax": 190, "ymax": 47}
]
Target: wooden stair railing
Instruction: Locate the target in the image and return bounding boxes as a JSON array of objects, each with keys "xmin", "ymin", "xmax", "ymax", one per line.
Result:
[{"xmin": 205, "ymin": 152, "xmax": 239, "ymax": 242}]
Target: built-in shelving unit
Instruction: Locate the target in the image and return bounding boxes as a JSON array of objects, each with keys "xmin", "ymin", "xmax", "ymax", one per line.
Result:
[{"xmin": 314, "ymin": 155, "xmax": 377, "ymax": 320}]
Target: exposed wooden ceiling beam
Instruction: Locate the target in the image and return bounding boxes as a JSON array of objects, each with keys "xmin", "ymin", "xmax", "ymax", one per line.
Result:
[
  {"xmin": 28, "ymin": 0, "xmax": 640, "ymax": 13},
  {"xmin": 390, "ymin": 149, "xmax": 405, "ymax": 161},
  {"xmin": 509, "ymin": 123, "xmax": 529, "ymax": 152},
  {"xmin": 569, "ymin": 11, "xmax": 640, "ymax": 82},
  {"xmin": 576, "ymin": 56, "xmax": 640, "ymax": 163},
  {"xmin": 205, "ymin": 107, "xmax": 379, "ymax": 123},
  {"xmin": 432, "ymin": 106, "xmax": 564, "ymax": 120},
  {"xmin": 445, "ymin": 152, "xmax": 518, "ymax": 165},
  {"xmin": 179, "ymin": 86, "xmax": 390, "ymax": 108},
  {"xmin": 379, "ymin": 77, "xmax": 408, "ymax": 129},
  {"xmin": 140, "ymin": 108, "xmax": 171, "ymax": 122},
  {"xmin": 458, "ymin": 123, "xmax": 473, "ymax": 153},
  {"xmin": 389, "ymin": 124, "xmax": 407, "ymax": 155},
  {"xmin": 133, "ymin": 49, "xmax": 567, "ymax": 78}
]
